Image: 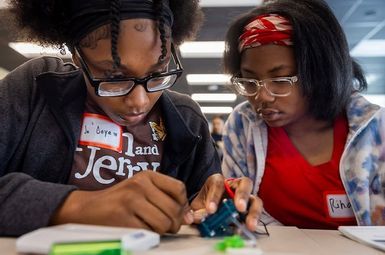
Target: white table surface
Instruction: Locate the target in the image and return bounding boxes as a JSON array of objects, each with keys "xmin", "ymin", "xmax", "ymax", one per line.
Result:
[{"xmin": 1, "ymin": 226, "xmax": 384, "ymax": 255}]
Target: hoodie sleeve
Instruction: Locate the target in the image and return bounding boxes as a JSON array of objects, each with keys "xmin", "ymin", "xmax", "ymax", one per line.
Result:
[{"xmin": 0, "ymin": 57, "xmax": 77, "ymax": 236}]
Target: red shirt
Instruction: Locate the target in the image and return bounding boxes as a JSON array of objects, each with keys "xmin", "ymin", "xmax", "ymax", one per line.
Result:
[{"xmin": 258, "ymin": 115, "xmax": 357, "ymax": 229}]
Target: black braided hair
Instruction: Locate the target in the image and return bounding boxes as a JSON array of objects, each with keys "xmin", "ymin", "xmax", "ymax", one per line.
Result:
[
  {"xmin": 154, "ymin": 0, "xmax": 168, "ymax": 63},
  {"xmin": 110, "ymin": 0, "xmax": 121, "ymax": 69},
  {"xmin": 109, "ymin": 0, "xmax": 167, "ymax": 68},
  {"xmin": 109, "ymin": 0, "xmax": 169, "ymax": 68},
  {"xmin": 7, "ymin": 0, "xmax": 203, "ymax": 51}
]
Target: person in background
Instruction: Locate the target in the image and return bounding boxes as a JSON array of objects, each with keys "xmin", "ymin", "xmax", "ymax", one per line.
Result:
[
  {"xmin": 0, "ymin": 0, "xmax": 262, "ymax": 236},
  {"xmin": 211, "ymin": 115, "xmax": 225, "ymax": 143},
  {"xmin": 222, "ymin": 0, "xmax": 385, "ymax": 229},
  {"xmin": 211, "ymin": 115, "xmax": 225, "ymax": 159}
]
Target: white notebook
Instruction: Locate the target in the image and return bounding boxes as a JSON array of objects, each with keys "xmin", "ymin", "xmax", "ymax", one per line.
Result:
[{"xmin": 338, "ymin": 226, "xmax": 385, "ymax": 251}]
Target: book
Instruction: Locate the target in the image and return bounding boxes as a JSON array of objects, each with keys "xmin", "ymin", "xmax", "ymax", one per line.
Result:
[{"xmin": 338, "ymin": 226, "xmax": 385, "ymax": 251}]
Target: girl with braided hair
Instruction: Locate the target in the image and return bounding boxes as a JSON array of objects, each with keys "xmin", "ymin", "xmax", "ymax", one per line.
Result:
[{"xmin": 0, "ymin": 0, "xmax": 262, "ymax": 236}]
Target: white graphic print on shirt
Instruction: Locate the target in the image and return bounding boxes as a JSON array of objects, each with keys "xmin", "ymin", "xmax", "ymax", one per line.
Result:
[{"xmin": 69, "ymin": 108, "xmax": 165, "ymax": 190}]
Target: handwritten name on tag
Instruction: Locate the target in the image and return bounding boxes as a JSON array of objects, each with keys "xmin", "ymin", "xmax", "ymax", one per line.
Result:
[
  {"xmin": 325, "ymin": 193, "xmax": 354, "ymax": 219},
  {"xmin": 79, "ymin": 113, "xmax": 123, "ymax": 152}
]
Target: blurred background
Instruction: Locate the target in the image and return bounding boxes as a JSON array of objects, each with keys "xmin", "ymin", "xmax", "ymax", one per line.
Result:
[{"xmin": 0, "ymin": 0, "xmax": 384, "ymax": 122}]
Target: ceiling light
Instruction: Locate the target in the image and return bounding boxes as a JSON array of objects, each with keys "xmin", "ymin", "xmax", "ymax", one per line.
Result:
[
  {"xmin": 8, "ymin": 42, "xmax": 72, "ymax": 58},
  {"xmin": 350, "ymin": 40, "xmax": 385, "ymax": 57},
  {"xmin": 200, "ymin": 106, "xmax": 233, "ymax": 114},
  {"xmin": 192, "ymin": 93, "xmax": 237, "ymax": 102},
  {"xmin": 200, "ymin": 0, "xmax": 263, "ymax": 7},
  {"xmin": 208, "ymin": 85, "xmax": 220, "ymax": 91},
  {"xmin": 179, "ymin": 41, "xmax": 224, "ymax": 58},
  {"xmin": 186, "ymin": 74, "xmax": 231, "ymax": 85}
]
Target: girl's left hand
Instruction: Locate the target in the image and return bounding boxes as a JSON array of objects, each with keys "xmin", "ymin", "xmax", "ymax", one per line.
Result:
[{"xmin": 190, "ymin": 174, "xmax": 263, "ymax": 232}]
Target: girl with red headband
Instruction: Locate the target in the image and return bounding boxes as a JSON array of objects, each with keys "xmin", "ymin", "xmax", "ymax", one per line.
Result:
[{"xmin": 223, "ymin": 0, "xmax": 385, "ymax": 229}]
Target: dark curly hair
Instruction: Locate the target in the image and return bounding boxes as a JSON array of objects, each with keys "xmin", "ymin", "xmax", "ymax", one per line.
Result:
[
  {"xmin": 224, "ymin": 0, "xmax": 367, "ymax": 121},
  {"xmin": 7, "ymin": 0, "xmax": 203, "ymax": 67}
]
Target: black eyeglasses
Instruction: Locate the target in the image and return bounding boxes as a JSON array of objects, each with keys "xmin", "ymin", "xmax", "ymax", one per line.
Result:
[{"xmin": 75, "ymin": 44, "xmax": 183, "ymax": 97}]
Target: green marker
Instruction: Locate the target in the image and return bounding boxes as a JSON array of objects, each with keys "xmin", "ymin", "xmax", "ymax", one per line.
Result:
[{"xmin": 49, "ymin": 240, "xmax": 130, "ymax": 255}]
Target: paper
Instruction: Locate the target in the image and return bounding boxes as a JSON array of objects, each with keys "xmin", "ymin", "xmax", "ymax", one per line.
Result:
[{"xmin": 338, "ymin": 226, "xmax": 385, "ymax": 251}]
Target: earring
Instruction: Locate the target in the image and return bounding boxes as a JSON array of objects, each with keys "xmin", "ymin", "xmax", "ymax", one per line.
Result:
[{"xmin": 59, "ymin": 45, "xmax": 66, "ymax": 55}]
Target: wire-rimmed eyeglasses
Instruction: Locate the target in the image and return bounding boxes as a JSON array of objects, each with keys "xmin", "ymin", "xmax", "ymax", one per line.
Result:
[
  {"xmin": 75, "ymin": 44, "xmax": 183, "ymax": 97},
  {"xmin": 231, "ymin": 75, "xmax": 298, "ymax": 97}
]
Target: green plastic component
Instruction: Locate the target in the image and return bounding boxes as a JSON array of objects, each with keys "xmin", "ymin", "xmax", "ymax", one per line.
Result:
[
  {"xmin": 224, "ymin": 235, "xmax": 244, "ymax": 248},
  {"xmin": 48, "ymin": 240, "xmax": 131, "ymax": 255},
  {"xmin": 214, "ymin": 235, "xmax": 245, "ymax": 252},
  {"xmin": 214, "ymin": 241, "xmax": 227, "ymax": 252}
]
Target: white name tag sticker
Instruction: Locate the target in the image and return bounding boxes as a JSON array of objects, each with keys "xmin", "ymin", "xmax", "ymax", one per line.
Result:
[
  {"xmin": 79, "ymin": 113, "xmax": 123, "ymax": 152},
  {"xmin": 325, "ymin": 192, "xmax": 354, "ymax": 220}
]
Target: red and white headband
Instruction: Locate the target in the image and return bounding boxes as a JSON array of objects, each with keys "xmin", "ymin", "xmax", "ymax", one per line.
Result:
[{"xmin": 238, "ymin": 14, "xmax": 293, "ymax": 52}]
